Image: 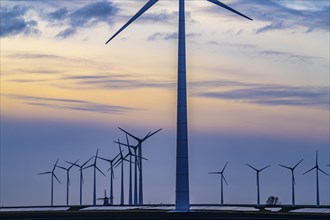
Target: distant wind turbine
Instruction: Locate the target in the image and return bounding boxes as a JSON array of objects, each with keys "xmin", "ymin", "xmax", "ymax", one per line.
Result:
[
  {"xmin": 303, "ymin": 151, "xmax": 329, "ymax": 206},
  {"xmin": 38, "ymin": 159, "xmax": 61, "ymax": 206},
  {"xmin": 209, "ymin": 161, "xmax": 228, "ymax": 205},
  {"xmin": 83, "ymin": 149, "xmax": 105, "ymax": 206},
  {"xmin": 56, "ymin": 160, "xmax": 79, "ymax": 206},
  {"xmin": 118, "ymin": 127, "xmax": 161, "ymax": 205},
  {"xmin": 67, "ymin": 157, "xmax": 94, "ymax": 205},
  {"xmin": 246, "ymin": 163, "xmax": 270, "ymax": 206},
  {"xmin": 105, "ymin": 0, "xmax": 251, "ymax": 211},
  {"xmin": 98, "ymin": 151, "xmax": 122, "ymax": 205},
  {"xmin": 278, "ymin": 159, "xmax": 303, "ymax": 206}
]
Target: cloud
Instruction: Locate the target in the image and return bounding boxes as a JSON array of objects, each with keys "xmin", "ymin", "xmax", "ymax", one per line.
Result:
[
  {"xmin": 4, "ymin": 94, "xmax": 138, "ymax": 114},
  {"xmin": 0, "ymin": 5, "xmax": 40, "ymax": 37},
  {"xmin": 209, "ymin": 42, "xmax": 327, "ymax": 66},
  {"xmin": 147, "ymin": 32, "xmax": 200, "ymax": 41},
  {"xmin": 194, "ymin": 80, "xmax": 329, "ymax": 109},
  {"xmin": 45, "ymin": 1, "xmax": 119, "ymax": 38},
  {"xmin": 204, "ymin": 0, "xmax": 329, "ymax": 33}
]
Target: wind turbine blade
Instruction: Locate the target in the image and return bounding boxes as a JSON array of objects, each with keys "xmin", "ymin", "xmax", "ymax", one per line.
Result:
[
  {"xmin": 246, "ymin": 163, "xmax": 257, "ymax": 171},
  {"xmin": 293, "ymin": 159, "xmax": 303, "ymax": 169},
  {"xmin": 303, "ymin": 166, "xmax": 316, "ymax": 175},
  {"xmin": 126, "ymin": 133, "xmax": 130, "ymax": 145},
  {"xmin": 38, "ymin": 171, "xmax": 52, "ymax": 175},
  {"xmin": 53, "ymin": 159, "xmax": 59, "ymax": 172},
  {"xmin": 66, "ymin": 160, "xmax": 79, "ymax": 168},
  {"xmin": 83, "ymin": 164, "xmax": 94, "ymax": 170},
  {"xmin": 118, "ymin": 127, "xmax": 140, "ymax": 142},
  {"xmin": 318, "ymin": 168, "xmax": 329, "ymax": 177},
  {"xmin": 222, "ymin": 161, "xmax": 228, "ymax": 173},
  {"xmin": 209, "ymin": 172, "xmax": 221, "ymax": 174},
  {"xmin": 112, "ymin": 152, "xmax": 121, "ymax": 162},
  {"xmin": 114, "ymin": 160, "xmax": 123, "ymax": 169},
  {"xmin": 145, "ymin": 128, "xmax": 162, "ymax": 140},
  {"xmin": 98, "ymin": 156, "xmax": 111, "ymax": 163},
  {"xmin": 207, "ymin": 0, "xmax": 252, "ymax": 21},
  {"xmin": 260, "ymin": 165, "xmax": 271, "ymax": 172},
  {"xmin": 293, "ymin": 173, "xmax": 296, "ymax": 185},
  {"xmin": 106, "ymin": 0, "xmax": 159, "ymax": 44},
  {"xmin": 315, "ymin": 151, "xmax": 318, "ymax": 166},
  {"xmin": 53, "ymin": 174, "xmax": 61, "ymax": 184},
  {"xmin": 56, "ymin": 165, "xmax": 67, "ymax": 170},
  {"xmin": 82, "ymin": 156, "xmax": 94, "ymax": 167},
  {"xmin": 222, "ymin": 175, "xmax": 228, "ymax": 185},
  {"xmin": 278, "ymin": 164, "xmax": 291, "ymax": 170},
  {"xmin": 96, "ymin": 166, "xmax": 106, "ymax": 176}
]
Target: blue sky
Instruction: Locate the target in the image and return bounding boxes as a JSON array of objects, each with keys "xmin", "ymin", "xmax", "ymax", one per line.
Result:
[{"xmin": 1, "ymin": 0, "xmax": 329, "ymax": 206}]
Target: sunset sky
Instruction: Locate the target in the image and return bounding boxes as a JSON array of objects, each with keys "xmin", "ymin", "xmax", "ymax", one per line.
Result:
[{"xmin": 1, "ymin": 0, "xmax": 329, "ymax": 206}]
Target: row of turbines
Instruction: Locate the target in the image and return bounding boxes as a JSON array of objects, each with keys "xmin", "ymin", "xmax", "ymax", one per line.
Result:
[
  {"xmin": 38, "ymin": 127, "xmax": 162, "ymax": 206},
  {"xmin": 209, "ymin": 151, "xmax": 329, "ymax": 206}
]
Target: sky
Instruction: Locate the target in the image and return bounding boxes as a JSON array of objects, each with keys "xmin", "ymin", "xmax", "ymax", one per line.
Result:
[{"xmin": 0, "ymin": 0, "xmax": 329, "ymax": 207}]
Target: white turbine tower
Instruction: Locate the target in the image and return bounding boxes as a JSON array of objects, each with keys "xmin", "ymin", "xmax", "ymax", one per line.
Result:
[{"xmin": 106, "ymin": 0, "xmax": 252, "ymax": 211}]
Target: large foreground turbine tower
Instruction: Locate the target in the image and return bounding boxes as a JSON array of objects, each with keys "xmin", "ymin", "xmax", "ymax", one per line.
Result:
[{"xmin": 106, "ymin": 0, "xmax": 252, "ymax": 211}]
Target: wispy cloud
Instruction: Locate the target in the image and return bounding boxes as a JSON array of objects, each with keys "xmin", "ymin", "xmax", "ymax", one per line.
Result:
[
  {"xmin": 147, "ymin": 32, "xmax": 200, "ymax": 41},
  {"xmin": 194, "ymin": 80, "xmax": 329, "ymax": 109},
  {"xmin": 4, "ymin": 94, "xmax": 138, "ymax": 114},
  {"xmin": 209, "ymin": 42, "xmax": 327, "ymax": 66},
  {"xmin": 0, "ymin": 5, "xmax": 40, "ymax": 37}
]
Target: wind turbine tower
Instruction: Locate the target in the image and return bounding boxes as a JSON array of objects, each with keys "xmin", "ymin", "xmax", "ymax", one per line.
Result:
[
  {"xmin": 278, "ymin": 159, "xmax": 303, "ymax": 206},
  {"xmin": 84, "ymin": 149, "xmax": 105, "ymax": 206},
  {"xmin": 67, "ymin": 157, "xmax": 93, "ymax": 205},
  {"xmin": 106, "ymin": 0, "xmax": 252, "ymax": 211},
  {"xmin": 56, "ymin": 160, "xmax": 79, "ymax": 206},
  {"xmin": 246, "ymin": 163, "xmax": 270, "ymax": 206},
  {"xmin": 118, "ymin": 127, "xmax": 161, "ymax": 205},
  {"xmin": 98, "ymin": 152, "xmax": 121, "ymax": 205},
  {"xmin": 38, "ymin": 159, "xmax": 61, "ymax": 206},
  {"xmin": 303, "ymin": 151, "xmax": 329, "ymax": 206},
  {"xmin": 209, "ymin": 161, "xmax": 228, "ymax": 205}
]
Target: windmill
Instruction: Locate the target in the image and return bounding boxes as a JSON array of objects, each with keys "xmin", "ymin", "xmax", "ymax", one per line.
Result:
[
  {"xmin": 56, "ymin": 159, "xmax": 79, "ymax": 206},
  {"xmin": 97, "ymin": 152, "xmax": 121, "ymax": 205},
  {"xmin": 246, "ymin": 163, "xmax": 270, "ymax": 206},
  {"xmin": 105, "ymin": 0, "xmax": 251, "ymax": 211},
  {"xmin": 209, "ymin": 161, "xmax": 228, "ymax": 205},
  {"xmin": 38, "ymin": 159, "xmax": 61, "ymax": 206},
  {"xmin": 83, "ymin": 149, "xmax": 106, "ymax": 206},
  {"xmin": 117, "ymin": 127, "xmax": 161, "ymax": 205},
  {"xmin": 303, "ymin": 151, "xmax": 329, "ymax": 206},
  {"xmin": 66, "ymin": 157, "xmax": 94, "ymax": 205},
  {"xmin": 278, "ymin": 159, "xmax": 303, "ymax": 206}
]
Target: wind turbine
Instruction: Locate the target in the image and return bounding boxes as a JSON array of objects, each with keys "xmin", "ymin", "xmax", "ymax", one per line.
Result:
[
  {"xmin": 97, "ymin": 152, "xmax": 121, "ymax": 205},
  {"xmin": 38, "ymin": 159, "xmax": 61, "ymax": 206},
  {"xmin": 209, "ymin": 161, "xmax": 228, "ymax": 205},
  {"xmin": 66, "ymin": 157, "xmax": 94, "ymax": 205},
  {"xmin": 105, "ymin": 0, "xmax": 251, "ymax": 211},
  {"xmin": 114, "ymin": 139, "xmax": 131, "ymax": 205},
  {"xmin": 278, "ymin": 159, "xmax": 303, "ymax": 206},
  {"xmin": 246, "ymin": 163, "xmax": 270, "ymax": 206},
  {"xmin": 56, "ymin": 160, "xmax": 79, "ymax": 206},
  {"xmin": 83, "ymin": 149, "xmax": 106, "ymax": 206},
  {"xmin": 117, "ymin": 127, "xmax": 161, "ymax": 205},
  {"xmin": 125, "ymin": 134, "xmax": 135, "ymax": 205},
  {"xmin": 114, "ymin": 137, "xmax": 147, "ymax": 205},
  {"xmin": 303, "ymin": 151, "xmax": 329, "ymax": 206}
]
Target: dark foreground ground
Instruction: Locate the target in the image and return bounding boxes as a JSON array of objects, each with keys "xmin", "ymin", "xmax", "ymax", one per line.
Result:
[{"xmin": 1, "ymin": 209, "xmax": 330, "ymax": 220}]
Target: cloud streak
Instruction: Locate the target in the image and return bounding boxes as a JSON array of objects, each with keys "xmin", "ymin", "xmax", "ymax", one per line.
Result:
[{"xmin": 4, "ymin": 94, "xmax": 138, "ymax": 114}]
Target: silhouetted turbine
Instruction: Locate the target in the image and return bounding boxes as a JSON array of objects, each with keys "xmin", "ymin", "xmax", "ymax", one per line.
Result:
[
  {"xmin": 209, "ymin": 161, "xmax": 228, "ymax": 205},
  {"xmin": 106, "ymin": 0, "xmax": 251, "ymax": 211},
  {"xmin": 303, "ymin": 151, "xmax": 329, "ymax": 206},
  {"xmin": 84, "ymin": 149, "xmax": 105, "ymax": 206},
  {"xmin": 67, "ymin": 157, "xmax": 93, "ymax": 205},
  {"xmin": 118, "ymin": 127, "xmax": 161, "ymax": 205},
  {"xmin": 278, "ymin": 159, "xmax": 303, "ymax": 206},
  {"xmin": 246, "ymin": 163, "xmax": 270, "ymax": 206},
  {"xmin": 98, "ymin": 152, "xmax": 121, "ymax": 205},
  {"xmin": 56, "ymin": 160, "xmax": 79, "ymax": 206},
  {"xmin": 114, "ymin": 139, "xmax": 131, "ymax": 205},
  {"xmin": 38, "ymin": 159, "xmax": 61, "ymax": 206}
]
